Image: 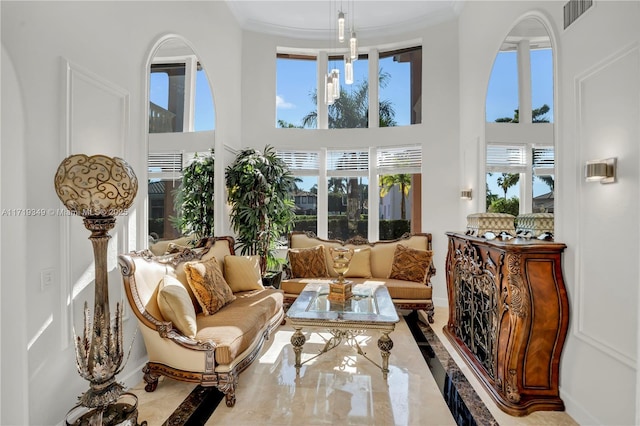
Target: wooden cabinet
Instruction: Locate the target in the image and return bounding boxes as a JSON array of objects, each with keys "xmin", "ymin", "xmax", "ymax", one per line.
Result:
[{"xmin": 444, "ymin": 232, "xmax": 569, "ymax": 416}]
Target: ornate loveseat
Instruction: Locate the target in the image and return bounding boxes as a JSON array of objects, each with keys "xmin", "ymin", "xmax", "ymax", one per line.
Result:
[
  {"xmin": 118, "ymin": 236, "xmax": 284, "ymax": 407},
  {"xmin": 281, "ymin": 232, "xmax": 436, "ymax": 323}
]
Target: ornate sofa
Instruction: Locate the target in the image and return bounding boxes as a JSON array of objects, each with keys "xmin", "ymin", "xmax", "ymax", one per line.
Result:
[
  {"xmin": 118, "ymin": 236, "xmax": 284, "ymax": 407},
  {"xmin": 281, "ymin": 232, "xmax": 436, "ymax": 323}
]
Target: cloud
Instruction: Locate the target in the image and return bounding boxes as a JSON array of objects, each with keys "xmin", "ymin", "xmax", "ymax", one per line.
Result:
[{"xmin": 276, "ymin": 95, "xmax": 295, "ymax": 109}]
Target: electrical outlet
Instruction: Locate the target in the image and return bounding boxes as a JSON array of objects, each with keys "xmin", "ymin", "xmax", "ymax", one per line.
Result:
[{"xmin": 40, "ymin": 268, "xmax": 55, "ymax": 292}]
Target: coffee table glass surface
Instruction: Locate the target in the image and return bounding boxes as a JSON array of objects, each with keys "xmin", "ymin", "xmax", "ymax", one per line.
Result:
[
  {"xmin": 286, "ymin": 282, "xmax": 399, "ymax": 379},
  {"xmin": 286, "ymin": 281, "xmax": 399, "ymax": 324}
]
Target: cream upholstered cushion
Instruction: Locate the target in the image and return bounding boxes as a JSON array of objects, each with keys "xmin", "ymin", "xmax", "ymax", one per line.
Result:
[
  {"xmin": 224, "ymin": 255, "xmax": 264, "ymax": 292},
  {"xmin": 326, "ymin": 247, "xmax": 372, "ymax": 278},
  {"xmin": 288, "ymin": 245, "xmax": 329, "ymax": 278},
  {"xmin": 388, "ymin": 244, "xmax": 433, "ymax": 284},
  {"xmin": 157, "ymin": 275, "xmax": 198, "ymax": 338},
  {"xmin": 184, "ymin": 257, "xmax": 236, "ymax": 315}
]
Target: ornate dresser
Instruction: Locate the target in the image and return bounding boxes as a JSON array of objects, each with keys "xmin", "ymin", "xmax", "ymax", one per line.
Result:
[{"xmin": 444, "ymin": 232, "xmax": 569, "ymax": 416}]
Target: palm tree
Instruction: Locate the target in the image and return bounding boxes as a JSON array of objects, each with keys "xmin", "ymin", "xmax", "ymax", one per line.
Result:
[
  {"xmin": 301, "ymin": 70, "xmax": 396, "ymax": 129},
  {"xmin": 495, "ymin": 104, "xmax": 551, "ymax": 123},
  {"xmin": 379, "ymin": 174, "xmax": 412, "ymax": 220},
  {"xmin": 536, "ymin": 175, "xmax": 554, "ymax": 192},
  {"xmin": 496, "ymin": 173, "xmax": 520, "ymax": 199}
]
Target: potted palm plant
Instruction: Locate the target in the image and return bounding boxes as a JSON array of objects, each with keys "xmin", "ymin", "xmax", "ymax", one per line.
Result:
[
  {"xmin": 172, "ymin": 149, "xmax": 215, "ymax": 241},
  {"xmin": 225, "ymin": 145, "xmax": 296, "ymax": 286}
]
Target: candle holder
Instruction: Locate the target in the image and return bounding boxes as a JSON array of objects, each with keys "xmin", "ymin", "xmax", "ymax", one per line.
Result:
[{"xmin": 328, "ymin": 247, "xmax": 354, "ymax": 302}]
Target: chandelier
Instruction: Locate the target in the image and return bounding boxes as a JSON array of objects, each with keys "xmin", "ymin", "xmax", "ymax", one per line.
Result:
[{"xmin": 325, "ymin": 0, "xmax": 356, "ymax": 105}]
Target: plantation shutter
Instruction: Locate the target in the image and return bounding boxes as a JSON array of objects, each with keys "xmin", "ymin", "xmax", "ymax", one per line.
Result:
[
  {"xmin": 377, "ymin": 145, "xmax": 422, "ymax": 174},
  {"xmin": 276, "ymin": 150, "xmax": 320, "ymax": 174},
  {"xmin": 148, "ymin": 151, "xmax": 184, "ymax": 180},
  {"xmin": 533, "ymin": 146, "xmax": 555, "ymax": 175},
  {"xmin": 486, "ymin": 144, "xmax": 527, "ymax": 173},
  {"xmin": 327, "ymin": 150, "xmax": 369, "ymax": 177}
]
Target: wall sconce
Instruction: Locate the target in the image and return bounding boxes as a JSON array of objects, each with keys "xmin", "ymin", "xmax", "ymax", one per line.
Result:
[
  {"xmin": 585, "ymin": 157, "xmax": 616, "ymax": 184},
  {"xmin": 460, "ymin": 189, "xmax": 473, "ymax": 200}
]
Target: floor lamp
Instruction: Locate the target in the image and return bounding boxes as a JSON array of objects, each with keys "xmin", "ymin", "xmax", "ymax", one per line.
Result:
[{"xmin": 55, "ymin": 154, "xmax": 144, "ymax": 425}]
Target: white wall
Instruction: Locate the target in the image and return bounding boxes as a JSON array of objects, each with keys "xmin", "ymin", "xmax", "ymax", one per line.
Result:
[
  {"xmin": 459, "ymin": 1, "xmax": 640, "ymax": 424},
  {"xmin": 239, "ymin": 19, "xmax": 461, "ymax": 307},
  {"xmin": 0, "ymin": 1, "xmax": 242, "ymax": 424}
]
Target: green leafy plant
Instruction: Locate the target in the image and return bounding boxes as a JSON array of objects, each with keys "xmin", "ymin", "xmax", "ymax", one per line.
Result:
[
  {"xmin": 225, "ymin": 145, "xmax": 296, "ymax": 274},
  {"xmin": 172, "ymin": 150, "xmax": 215, "ymax": 239}
]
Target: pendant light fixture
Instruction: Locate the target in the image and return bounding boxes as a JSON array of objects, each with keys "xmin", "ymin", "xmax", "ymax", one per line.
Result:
[
  {"xmin": 331, "ymin": 68, "xmax": 340, "ymax": 99},
  {"xmin": 349, "ymin": 31, "xmax": 358, "ymax": 60},
  {"xmin": 325, "ymin": 74, "xmax": 334, "ymax": 105},
  {"xmin": 338, "ymin": 11, "xmax": 345, "ymax": 42},
  {"xmin": 344, "ymin": 54, "xmax": 353, "ymax": 85}
]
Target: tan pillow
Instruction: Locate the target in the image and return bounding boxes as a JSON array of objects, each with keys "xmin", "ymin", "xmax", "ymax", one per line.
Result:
[
  {"xmin": 388, "ymin": 244, "xmax": 433, "ymax": 283},
  {"xmin": 224, "ymin": 255, "xmax": 264, "ymax": 292},
  {"xmin": 327, "ymin": 247, "xmax": 372, "ymax": 278},
  {"xmin": 184, "ymin": 257, "xmax": 236, "ymax": 315},
  {"xmin": 288, "ymin": 245, "xmax": 329, "ymax": 278},
  {"xmin": 157, "ymin": 275, "xmax": 197, "ymax": 338}
]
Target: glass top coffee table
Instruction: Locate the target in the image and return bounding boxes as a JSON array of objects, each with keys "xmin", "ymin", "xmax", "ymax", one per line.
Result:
[{"xmin": 286, "ymin": 282, "xmax": 400, "ymax": 379}]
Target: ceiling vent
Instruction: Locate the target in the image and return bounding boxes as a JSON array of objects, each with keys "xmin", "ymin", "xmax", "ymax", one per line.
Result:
[{"xmin": 564, "ymin": 0, "xmax": 593, "ymax": 29}]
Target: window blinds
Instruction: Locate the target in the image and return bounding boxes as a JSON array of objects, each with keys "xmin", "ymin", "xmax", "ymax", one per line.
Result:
[
  {"xmin": 327, "ymin": 150, "xmax": 369, "ymax": 176},
  {"xmin": 276, "ymin": 150, "xmax": 320, "ymax": 173},
  {"xmin": 486, "ymin": 144, "xmax": 527, "ymax": 173},
  {"xmin": 148, "ymin": 151, "xmax": 183, "ymax": 179},
  {"xmin": 377, "ymin": 145, "xmax": 422, "ymax": 174}
]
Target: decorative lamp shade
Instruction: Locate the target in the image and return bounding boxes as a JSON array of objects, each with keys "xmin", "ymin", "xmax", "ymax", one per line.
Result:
[{"xmin": 54, "ymin": 154, "xmax": 138, "ymax": 217}]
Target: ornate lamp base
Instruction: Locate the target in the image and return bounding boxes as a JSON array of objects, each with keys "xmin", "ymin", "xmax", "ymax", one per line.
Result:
[{"xmin": 328, "ymin": 281, "xmax": 353, "ymax": 302}]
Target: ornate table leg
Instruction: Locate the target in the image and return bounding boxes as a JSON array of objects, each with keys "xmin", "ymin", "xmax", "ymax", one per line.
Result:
[
  {"xmin": 378, "ymin": 332, "xmax": 394, "ymax": 380},
  {"xmin": 291, "ymin": 327, "xmax": 306, "ymax": 375}
]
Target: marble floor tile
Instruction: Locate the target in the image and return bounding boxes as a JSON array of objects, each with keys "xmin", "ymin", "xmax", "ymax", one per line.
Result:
[{"xmin": 130, "ymin": 307, "xmax": 579, "ymax": 426}]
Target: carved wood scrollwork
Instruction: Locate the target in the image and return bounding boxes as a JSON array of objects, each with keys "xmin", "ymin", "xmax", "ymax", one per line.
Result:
[{"xmin": 506, "ymin": 254, "xmax": 529, "ymax": 319}]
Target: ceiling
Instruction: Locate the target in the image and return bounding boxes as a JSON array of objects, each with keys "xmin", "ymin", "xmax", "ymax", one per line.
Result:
[{"xmin": 224, "ymin": 0, "xmax": 465, "ymax": 40}]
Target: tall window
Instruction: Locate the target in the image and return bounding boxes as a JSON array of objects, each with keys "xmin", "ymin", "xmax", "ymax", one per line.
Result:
[
  {"xmin": 377, "ymin": 146, "xmax": 422, "ymax": 239},
  {"xmin": 148, "ymin": 50, "xmax": 215, "ymax": 242},
  {"xmin": 276, "ymin": 54, "xmax": 317, "ymax": 128},
  {"xmin": 328, "ymin": 55, "xmax": 369, "ymax": 129},
  {"xmin": 485, "ymin": 18, "xmax": 554, "ymax": 214},
  {"xmin": 276, "ymin": 150, "xmax": 320, "ymax": 235},
  {"xmin": 379, "ymin": 46, "xmax": 422, "ymax": 126},
  {"xmin": 327, "ymin": 150, "xmax": 369, "ymax": 240}
]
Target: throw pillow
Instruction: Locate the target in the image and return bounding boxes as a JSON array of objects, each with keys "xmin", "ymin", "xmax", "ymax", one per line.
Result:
[
  {"xmin": 184, "ymin": 257, "xmax": 236, "ymax": 315},
  {"xmin": 224, "ymin": 255, "xmax": 264, "ymax": 292},
  {"xmin": 388, "ymin": 244, "xmax": 433, "ymax": 283},
  {"xmin": 157, "ymin": 275, "xmax": 198, "ymax": 338},
  {"xmin": 288, "ymin": 245, "xmax": 329, "ymax": 278},
  {"xmin": 327, "ymin": 247, "xmax": 372, "ymax": 278}
]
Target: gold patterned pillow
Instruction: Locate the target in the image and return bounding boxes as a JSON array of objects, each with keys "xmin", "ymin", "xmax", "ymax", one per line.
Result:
[
  {"xmin": 183, "ymin": 257, "xmax": 236, "ymax": 315},
  {"xmin": 288, "ymin": 245, "xmax": 329, "ymax": 278},
  {"xmin": 388, "ymin": 244, "xmax": 433, "ymax": 283}
]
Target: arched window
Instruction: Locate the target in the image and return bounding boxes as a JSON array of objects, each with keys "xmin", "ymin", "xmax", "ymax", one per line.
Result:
[
  {"xmin": 146, "ymin": 36, "xmax": 216, "ymax": 243},
  {"xmin": 485, "ymin": 17, "xmax": 555, "ymax": 215}
]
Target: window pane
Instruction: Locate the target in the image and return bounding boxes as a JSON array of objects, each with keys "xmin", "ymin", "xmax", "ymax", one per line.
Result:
[
  {"xmin": 531, "ymin": 48, "xmax": 554, "ymax": 123},
  {"xmin": 149, "ymin": 63, "xmax": 186, "ymax": 133},
  {"xmin": 379, "ymin": 47, "xmax": 422, "ymax": 126},
  {"xmin": 148, "ymin": 178, "xmax": 182, "ymax": 242},
  {"xmin": 194, "ymin": 67, "xmax": 215, "ymax": 131},
  {"xmin": 329, "ymin": 56, "xmax": 369, "ymax": 129},
  {"xmin": 378, "ymin": 174, "xmax": 416, "ymax": 240},
  {"xmin": 291, "ymin": 176, "xmax": 318, "ymax": 235},
  {"xmin": 486, "ymin": 172, "xmax": 520, "ymax": 215},
  {"xmin": 276, "ymin": 55, "xmax": 317, "ymax": 128},
  {"xmin": 533, "ymin": 174, "xmax": 554, "ymax": 213},
  {"xmin": 328, "ymin": 177, "xmax": 368, "ymax": 240},
  {"xmin": 486, "ymin": 51, "xmax": 519, "ymax": 123}
]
